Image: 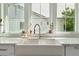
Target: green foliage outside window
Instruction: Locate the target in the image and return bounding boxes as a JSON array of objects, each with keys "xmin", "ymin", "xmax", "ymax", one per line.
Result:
[{"xmin": 62, "ymin": 7, "xmax": 75, "ymax": 31}]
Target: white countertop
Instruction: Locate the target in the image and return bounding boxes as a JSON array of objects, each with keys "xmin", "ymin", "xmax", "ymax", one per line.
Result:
[
  {"xmin": 0, "ymin": 37, "xmax": 79, "ymax": 46},
  {"xmin": 0, "ymin": 37, "xmax": 23, "ymax": 44},
  {"xmin": 56, "ymin": 38, "xmax": 79, "ymax": 45},
  {"xmin": 0, "ymin": 37, "xmax": 62, "ymax": 46}
]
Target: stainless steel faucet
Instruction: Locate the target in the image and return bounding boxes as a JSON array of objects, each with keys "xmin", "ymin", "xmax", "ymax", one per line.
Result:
[{"xmin": 34, "ymin": 24, "xmax": 40, "ymax": 39}]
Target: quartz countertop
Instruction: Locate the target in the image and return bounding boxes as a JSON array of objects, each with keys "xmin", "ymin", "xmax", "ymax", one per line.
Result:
[
  {"xmin": 0, "ymin": 37, "xmax": 62, "ymax": 46},
  {"xmin": 0, "ymin": 37, "xmax": 24, "ymax": 44},
  {"xmin": 0, "ymin": 37, "xmax": 79, "ymax": 46},
  {"xmin": 56, "ymin": 38, "xmax": 79, "ymax": 46}
]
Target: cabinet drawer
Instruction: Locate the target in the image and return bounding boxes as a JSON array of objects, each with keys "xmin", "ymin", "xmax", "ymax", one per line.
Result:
[
  {"xmin": 0, "ymin": 44, "xmax": 15, "ymax": 56},
  {"xmin": 66, "ymin": 45, "xmax": 79, "ymax": 56}
]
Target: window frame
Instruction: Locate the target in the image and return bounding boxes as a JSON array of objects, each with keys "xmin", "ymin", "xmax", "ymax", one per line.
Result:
[
  {"xmin": 0, "ymin": 3, "xmax": 79, "ymax": 35},
  {"xmin": 56, "ymin": 3, "xmax": 76, "ymax": 33}
]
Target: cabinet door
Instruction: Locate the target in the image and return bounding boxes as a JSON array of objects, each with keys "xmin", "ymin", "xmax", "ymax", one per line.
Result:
[
  {"xmin": 0, "ymin": 44, "xmax": 15, "ymax": 56},
  {"xmin": 66, "ymin": 45, "xmax": 79, "ymax": 56}
]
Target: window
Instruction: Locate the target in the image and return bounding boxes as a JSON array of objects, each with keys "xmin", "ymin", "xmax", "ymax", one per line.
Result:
[
  {"xmin": 8, "ymin": 3, "xmax": 24, "ymax": 19},
  {"xmin": 0, "ymin": 3, "xmax": 77, "ymax": 34},
  {"xmin": 56, "ymin": 3, "xmax": 75, "ymax": 32},
  {"xmin": 8, "ymin": 3, "xmax": 24, "ymax": 33},
  {"xmin": 32, "ymin": 3, "xmax": 49, "ymax": 18},
  {"xmin": 0, "ymin": 3, "xmax": 24, "ymax": 33},
  {"xmin": 30, "ymin": 3, "xmax": 50, "ymax": 34}
]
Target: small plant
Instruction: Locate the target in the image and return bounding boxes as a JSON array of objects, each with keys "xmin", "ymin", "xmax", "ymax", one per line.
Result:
[
  {"xmin": 47, "ymin": 21, "xmax": 53, "ymax": 33},
  {"xmin": 0, "ymin": 18, "xmax": 2, "ymax": 23},
  {"xmin": 0, "ymin": 18, "xmax": 2, "ymax": 26},
  {"xmin": 50, "ymin": 22, "xmax": 53, "ymax": 30},
  {"xmin": 22, "ymin": 30, "xmax": 26, "ymax": 34}
]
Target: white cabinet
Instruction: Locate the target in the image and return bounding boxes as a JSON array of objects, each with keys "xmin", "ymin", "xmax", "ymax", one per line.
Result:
[
  {"xmin": 65, "ymin": 45, "xmax": 79, "ymax": 56},
  {"xmin": 0, "ymin": 44, "xmax": 15, "ymax": 56}
]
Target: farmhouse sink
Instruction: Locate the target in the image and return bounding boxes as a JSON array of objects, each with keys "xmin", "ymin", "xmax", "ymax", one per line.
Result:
[{"xmin": 23, "ymin": 38, "xmax": 61, "ymax": 45}]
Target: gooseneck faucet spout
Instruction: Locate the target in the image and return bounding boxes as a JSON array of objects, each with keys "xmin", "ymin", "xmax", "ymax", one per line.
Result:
[{"xmin": 34, "ymin": 24, "xmax": 40, "ymax": 39}]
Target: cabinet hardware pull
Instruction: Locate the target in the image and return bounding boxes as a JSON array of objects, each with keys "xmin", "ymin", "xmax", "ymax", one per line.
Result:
[
  {"xmin": 74, "ymin": 46, "xmax": 79, "ymax": 49},
  {"xmin": 0, "ymin": 49, "xmax": 7, "ymax": 51}
]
